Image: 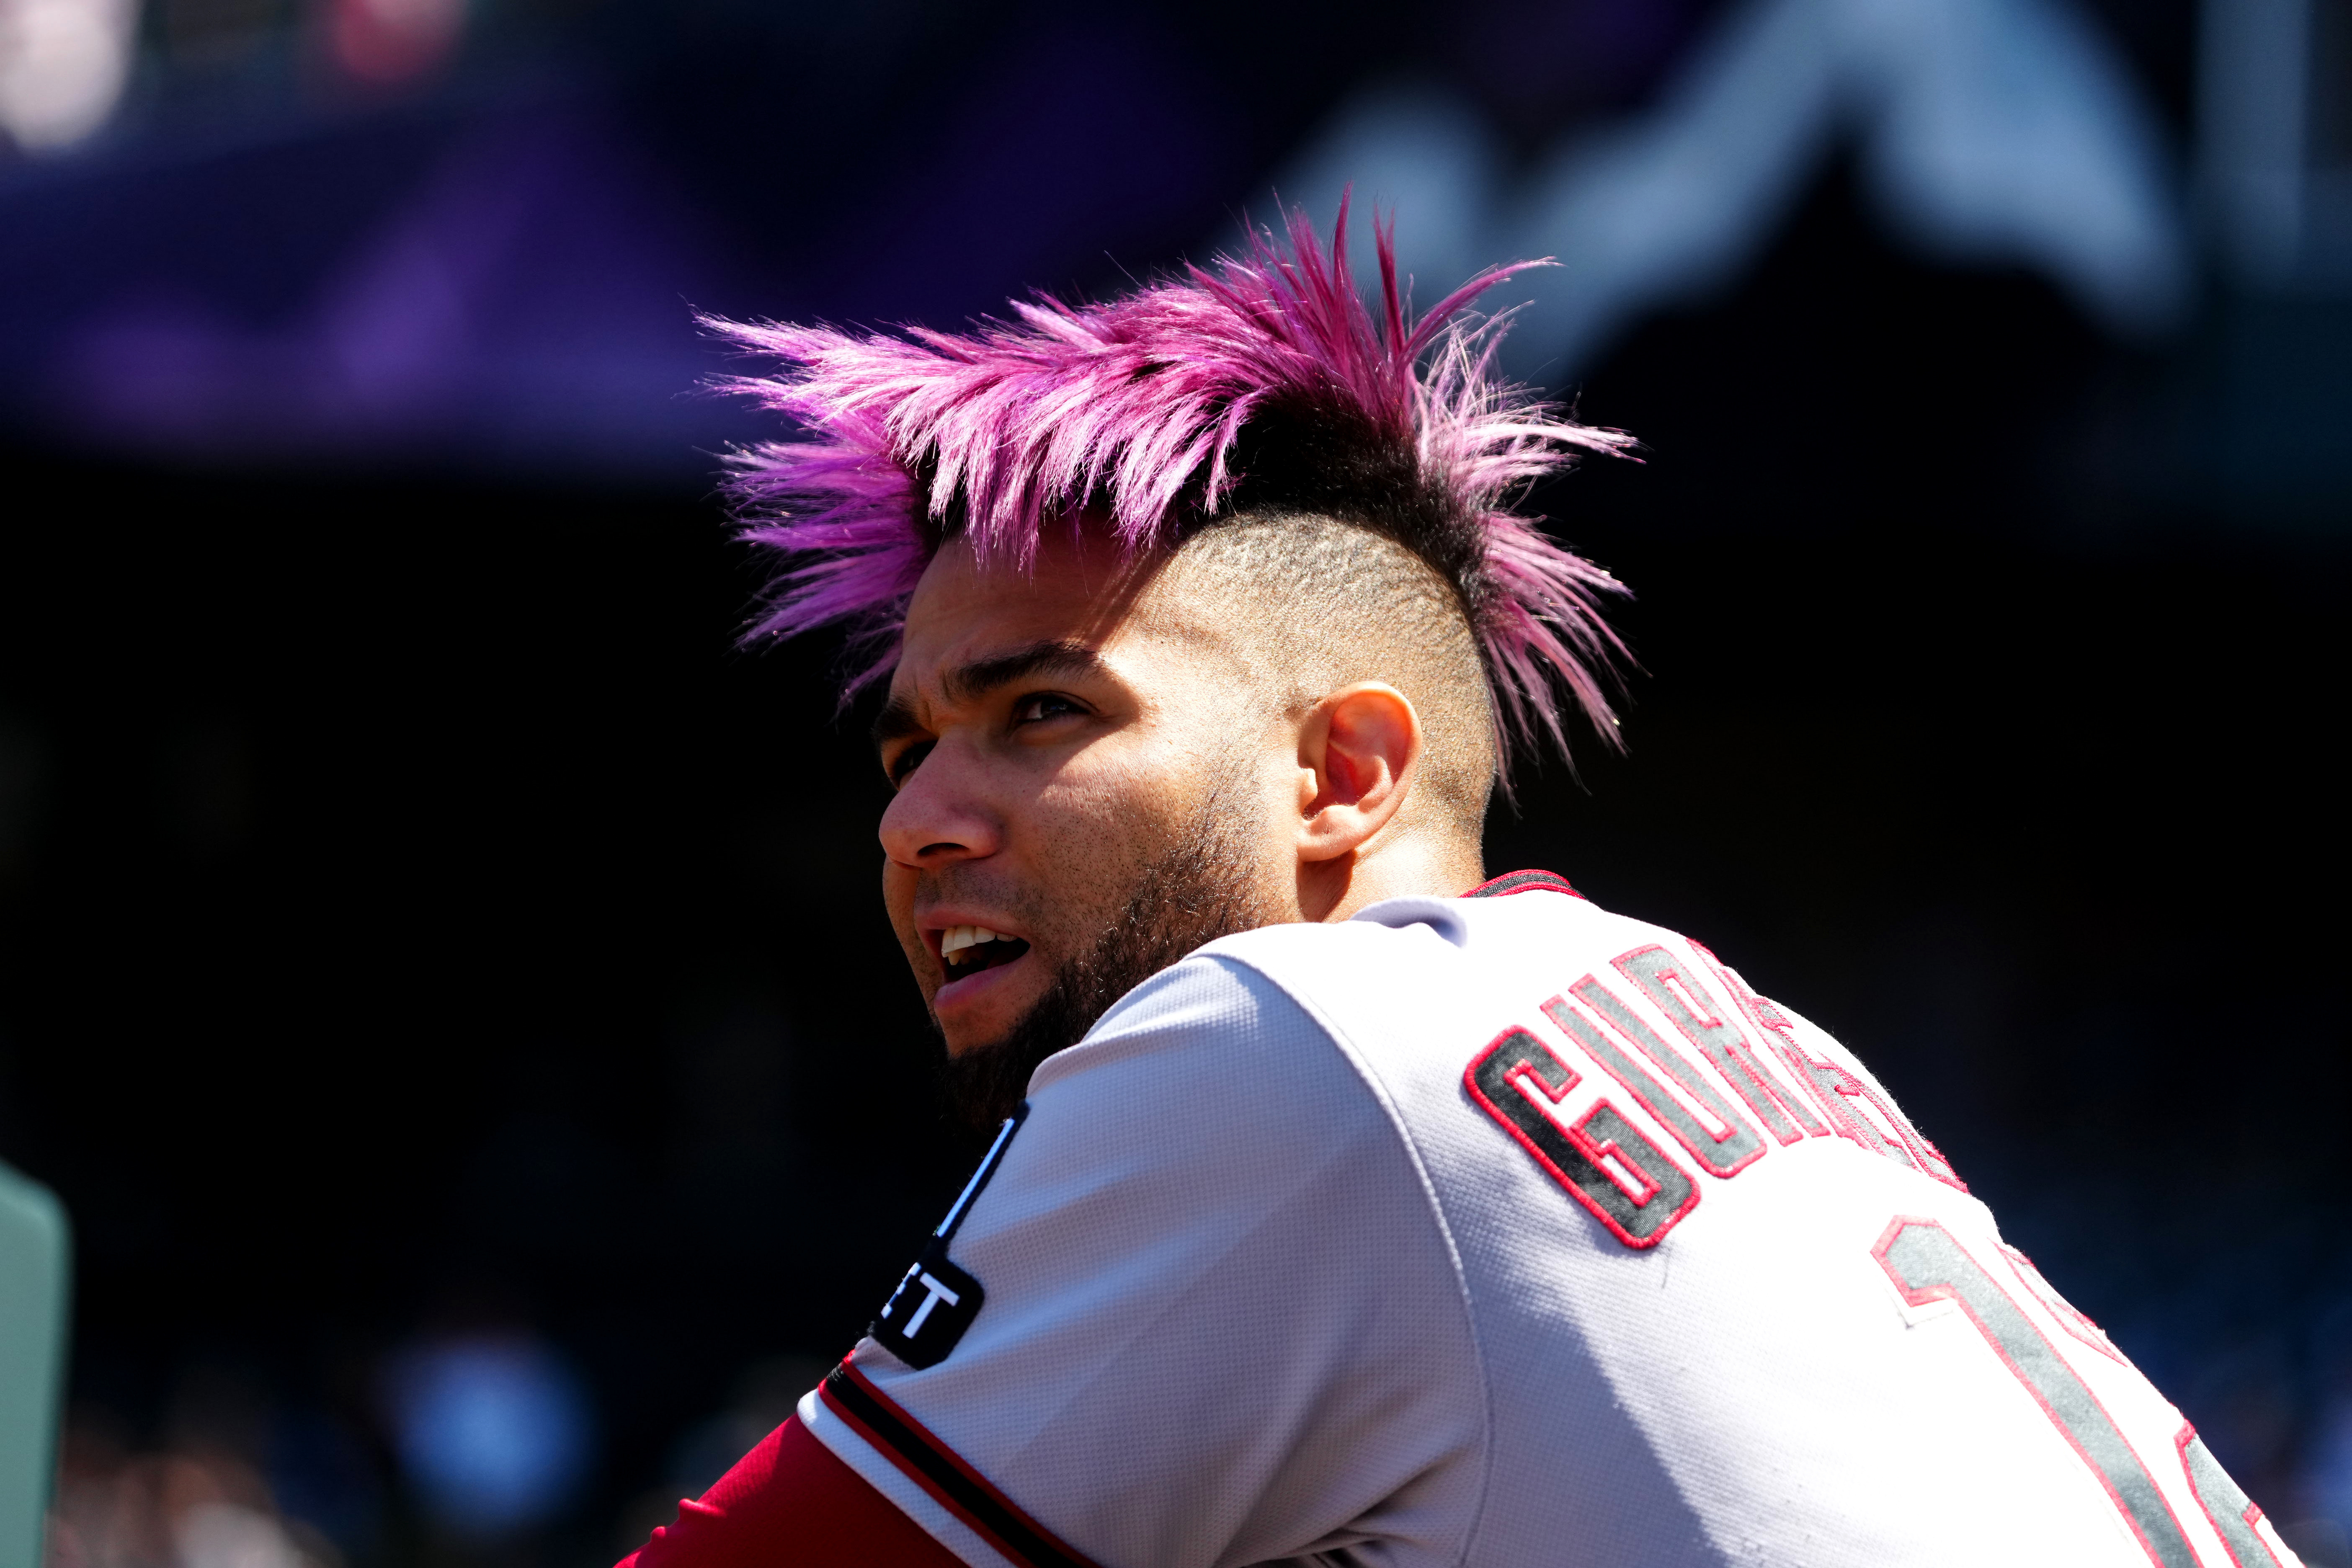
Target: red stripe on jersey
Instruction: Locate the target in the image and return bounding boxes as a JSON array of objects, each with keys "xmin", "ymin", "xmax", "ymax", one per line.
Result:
[
  {"xmin": 614, "ymin": 1414, "xmax": 963, "ymax": 1568},
  {"xmin": 1464, "ymin": 868, "xmax": 1582, "ymax": 899},
  {"xmin": 819, "ymin": 1363, "xmax": 1102, "ymax": 1568}
]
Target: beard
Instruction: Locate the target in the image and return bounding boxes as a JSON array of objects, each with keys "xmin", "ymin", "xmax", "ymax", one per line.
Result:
[{"xmin": 939, "ymin": 796, "xmax": 1279, "ymax": 1130}]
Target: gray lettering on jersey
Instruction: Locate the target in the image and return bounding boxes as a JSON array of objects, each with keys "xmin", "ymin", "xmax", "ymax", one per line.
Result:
[
  {"xmin": 2180, "ymin": 1429, "xmax": 2288, "ymax": 1567},
  {"xmin": 1547, "ymin": 982, "xmax": 1766, "ymax": 1178},
  {"xmin": 1792, "ymin": 1051, "xmax": 1921, "ymax": 1168},
  {"xmin": 1699, "ymin": 954, "xmax": 1969, "ymax": 1190},
  {"xmin": 1614, "ymin": 944, "xmax": 1826, "ymax": 1143},
  {"xmin": 1467, "ymin": 1027, "xmax": 1699, "ymax": 1248},
  {"xmin": 1877, "ymin": 1221, "xmax": 2200, "ymax": 1568}
]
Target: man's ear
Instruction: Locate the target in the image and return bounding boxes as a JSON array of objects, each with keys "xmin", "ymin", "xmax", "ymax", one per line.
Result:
[{"xmin": 1295, "ymin": 683, "xmax": 1422, "ymax": 863}]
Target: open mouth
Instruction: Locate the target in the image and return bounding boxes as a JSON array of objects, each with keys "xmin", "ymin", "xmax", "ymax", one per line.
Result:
[{"xmin": 939, "ymin": 925, "xmax": 1032, "ymax": 977}]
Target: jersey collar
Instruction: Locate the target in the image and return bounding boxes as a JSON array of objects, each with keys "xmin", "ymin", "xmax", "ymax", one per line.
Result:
[{"xmin": 1462, "ymin": 868, "xmax": 1582, "ymax": 900}]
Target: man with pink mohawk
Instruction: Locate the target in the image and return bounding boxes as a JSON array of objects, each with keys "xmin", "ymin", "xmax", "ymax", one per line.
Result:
[{"xmin": 617, "ymin": 207, "xmax": 2298, "ymax": 1568}]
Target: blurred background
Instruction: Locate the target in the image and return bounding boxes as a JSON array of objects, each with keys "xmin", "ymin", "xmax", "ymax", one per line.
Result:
[{"xmin": 0, "ymin": 0, "xmax": 2348, "ymax": 1564}]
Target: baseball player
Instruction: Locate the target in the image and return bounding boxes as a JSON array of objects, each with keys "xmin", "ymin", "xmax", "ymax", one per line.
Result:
[{"xmin": 619, "ymin": 206, "xmax": 2298, "ymax": 1568}]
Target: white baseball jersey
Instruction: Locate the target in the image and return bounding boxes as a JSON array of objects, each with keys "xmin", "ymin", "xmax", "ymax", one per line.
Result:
[{"xmin": 799, "ymin": 872, "xmax": 2298, "ymax": 1568}]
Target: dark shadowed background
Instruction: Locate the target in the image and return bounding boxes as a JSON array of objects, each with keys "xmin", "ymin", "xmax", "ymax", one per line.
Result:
[{"xmin": 2, "ymin": 1, "xmax": 2349, "ymax": 1565}]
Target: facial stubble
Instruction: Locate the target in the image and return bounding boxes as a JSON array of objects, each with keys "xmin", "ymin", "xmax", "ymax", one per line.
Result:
[{"xmin": 938, "ymin": 791, "xmax": 1280, "ymax": 1129}]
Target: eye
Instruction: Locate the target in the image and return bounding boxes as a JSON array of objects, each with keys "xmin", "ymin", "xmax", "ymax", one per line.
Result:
[
  {"xmin": 885, "ymin": 739, "xmax": 934, "ymax": 788},
  {"xmin": 1010, "ymin": 692, "xmax": 1086, "ymax": 726}
]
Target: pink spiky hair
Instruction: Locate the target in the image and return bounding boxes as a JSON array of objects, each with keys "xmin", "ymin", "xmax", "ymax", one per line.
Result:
[{"xmin": 709, "ymin": 197, "xmax": 1636, "ymax": 769}]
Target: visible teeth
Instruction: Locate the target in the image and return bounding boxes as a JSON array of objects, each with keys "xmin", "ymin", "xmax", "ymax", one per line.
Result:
[{"xmin": 940, "ymin": 926, "xmax": 1007, "ymax": 961}]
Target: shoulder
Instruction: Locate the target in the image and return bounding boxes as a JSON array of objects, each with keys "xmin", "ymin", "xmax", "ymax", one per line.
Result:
[
  {"xmin": 851, "ymin": 942, "xmax": 1490, "ymax": 1565},
  {"xmin": 1137, "ymin": 890, "xmax": 1684, "ymax": 1060},
  {"xmin": 941, "ymin": 945, "xmax": 1479, "ymax": 1413},
  {"xmin": 1006, "ymin": 888, "xmax": 1728, "ymax": 1225},
  {"xmin": 1022, "ymin": 946, "xmax": 1403, "ymax": 1169}
]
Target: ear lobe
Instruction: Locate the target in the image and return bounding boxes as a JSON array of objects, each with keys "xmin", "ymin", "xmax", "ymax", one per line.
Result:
[{"xmin": 1298, "ymin": 683, "xmax": 1422, "ymax": 863}]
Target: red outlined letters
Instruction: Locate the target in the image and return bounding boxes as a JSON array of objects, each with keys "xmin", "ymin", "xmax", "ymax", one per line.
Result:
[
  {"xmin": 1465, "ymin": 1026, "xmax": 1700, "ymax": 1248},
  {"xmin": 1613, "ymin": 944, "xmax": 1827, "ymax": 1145},
  {"xmin": 1874, "ymin": 1218, "xmax": 2200, "ymax": 1568},
  {"xmin": 2000, "ymin": 1243, "xmax": 2130, "ymax": 1367},
  {"xmin": 2177, "ymin": 1424, "xmax": 2289, "ymax": 1568},
  {"xmin": 1542, "ymin": 981, "xmax": 1767, "ymax": 1178},
  {"xmin": 1692, "ymin": 941, "xmax": 1968, "ymax": 1191}
]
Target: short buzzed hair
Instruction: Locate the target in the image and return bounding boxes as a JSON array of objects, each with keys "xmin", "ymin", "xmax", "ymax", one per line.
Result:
[
  {"xmin": 1161, "ymin": 512, "xmax": 1497, "ymax": 832},
  {"xmin": 709, "ymin": 199, "xmax": 1635, "ymax": 784}
]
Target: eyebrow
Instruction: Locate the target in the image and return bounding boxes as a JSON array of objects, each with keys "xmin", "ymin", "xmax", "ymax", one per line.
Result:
[{"xmin": 870, "ymin": 639, "xmax": 1114, "ymax": 751}]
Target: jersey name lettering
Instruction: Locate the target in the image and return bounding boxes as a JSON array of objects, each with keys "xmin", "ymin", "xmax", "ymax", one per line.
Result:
[
  {"xmin": 1465, "ymin": 1026, "xmax": 1699, "ymax": 1246},
  {"xmin": 1543, "ymin": 982, "xmax": 1766, "ymax": 1177},
  {"xmin": 1690, "ymin": 940, "xmax": 1966, "ymax": 1191},
  {"xmin": 1613, "ymin": 944, "xmax": 1826, "ymax": 1143},
  {"xmin": 1467, "ymin": 939, "xmax": 1969, "ymax": 1248}
]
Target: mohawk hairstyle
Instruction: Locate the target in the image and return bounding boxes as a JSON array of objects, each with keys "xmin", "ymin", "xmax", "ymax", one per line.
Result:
[{"xmin": 709, "ymin": 198, "xmax": 1636, "ymax": 768}]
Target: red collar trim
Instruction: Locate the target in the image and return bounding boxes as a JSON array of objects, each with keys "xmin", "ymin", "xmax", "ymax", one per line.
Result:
[{"xmin": 1462, "ymin": 869, "xmax": 1582, "ymax": 900}]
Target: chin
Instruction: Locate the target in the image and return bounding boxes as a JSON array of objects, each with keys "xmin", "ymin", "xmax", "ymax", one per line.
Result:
[
  {"xmin": 938, "ymin": 1028, "xmax": 998, "ymax": 1060},
  {"xmin": 931, "ymin": 955, "xmax": 1043, "ymax": 1053},
  {"xmin": 936, "ymin": 998, "xmax": 1028, "ymax": 1056}
]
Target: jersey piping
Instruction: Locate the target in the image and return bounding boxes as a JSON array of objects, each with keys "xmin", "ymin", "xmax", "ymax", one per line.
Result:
[
  {"xmin": 799, "ymin": 877, "xmax": 2239, "ymax": 1568},
  {"xmin": 817, "ymin": 1364, "xmax": 1102, "ymax": 1568}
]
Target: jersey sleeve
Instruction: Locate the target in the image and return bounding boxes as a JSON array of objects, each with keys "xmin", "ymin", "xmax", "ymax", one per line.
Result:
[
  {"xmin": 799, "ymin": 952, "xmax": 1488, "ymax": 1568},
  {"xmin": 616, "ymin": 1417, "xmax": 966, "ymax": 1568}
]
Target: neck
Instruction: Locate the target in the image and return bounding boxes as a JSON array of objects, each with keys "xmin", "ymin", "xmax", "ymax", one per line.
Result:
[{"xmin": 1296, "ymin": 831, "xmax": 1485, "ymax": 923}]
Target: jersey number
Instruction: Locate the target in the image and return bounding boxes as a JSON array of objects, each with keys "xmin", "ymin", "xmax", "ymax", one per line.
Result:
[{"xmin": 1873, "ymin": 1218, "xmax": 2289, "ymax": 1568}]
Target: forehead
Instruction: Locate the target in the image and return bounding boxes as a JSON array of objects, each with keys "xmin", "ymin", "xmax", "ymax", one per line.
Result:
[{"xmin": 892, "ymin": 532, "xmax": 1210, "ymax": 699}]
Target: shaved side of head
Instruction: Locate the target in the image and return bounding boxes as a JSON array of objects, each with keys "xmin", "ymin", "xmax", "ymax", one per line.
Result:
[
  {"xmin": 1149, "ymin": 511, "xmax": 1499, "ymax": 842},
  {"xmin": 718, "ymin": 207, "xmax": 1631, "ymax": 781}
]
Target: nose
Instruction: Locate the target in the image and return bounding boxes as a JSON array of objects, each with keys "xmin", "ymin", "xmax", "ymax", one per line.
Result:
[{"xmin": 878, "ymin": 735, "xmax": 1002, "ymax": 868}]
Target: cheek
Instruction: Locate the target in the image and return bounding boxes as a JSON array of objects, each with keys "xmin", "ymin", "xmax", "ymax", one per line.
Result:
[
  {"xmin": 1017, "ymin": 767, "xmax": 1147, "ymax": 882},
  {"xmin": 1014, "ymin": 748, "xmax": 1196, "ymax": 910},
  {"xmin": 1045, "ymin": 736, "xmax": 1204, "ymax": 839},
  {"xmin": 882, "ymin": 860, "xmax": 926, "ymax": 957}
]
